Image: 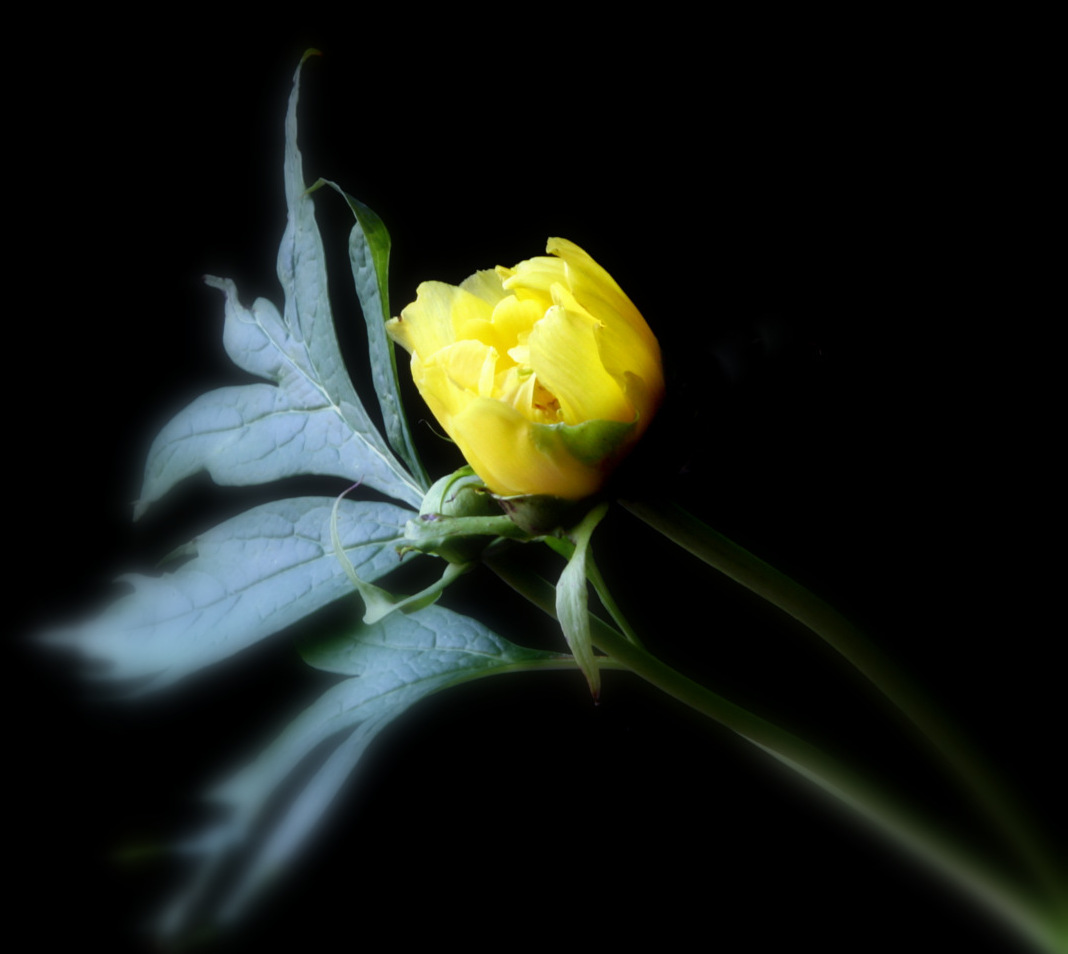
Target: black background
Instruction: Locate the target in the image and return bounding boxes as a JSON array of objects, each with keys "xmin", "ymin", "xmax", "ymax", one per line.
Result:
[{"xmin": 12, "ymin": 16, "xmax": 1059, "ymax": 954}]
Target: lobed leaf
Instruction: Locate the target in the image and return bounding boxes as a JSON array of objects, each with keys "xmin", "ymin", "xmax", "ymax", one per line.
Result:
[
  {"xmin": 135, "ymin": 278, "xmax": 422, "ymax": 518},
  {"xmin": 158, "ymin": 604, "xmax": 564, "ymax": 935},
  {"xmin": 43, "ymin": 497, "xmax": 413, "ymax": 692},
  {"xmin": 135, "ymin": 54, "xmax": 422, "ymax": 518}
]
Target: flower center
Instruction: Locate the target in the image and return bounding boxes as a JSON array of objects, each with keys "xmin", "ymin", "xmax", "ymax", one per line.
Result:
[
  {"xmin": 531, "ymin": 378, "xmax": 562, "ymax": 421},
  {"xmin": 496, "ymin": 364, "xmax": 562, "ymax": 425}
]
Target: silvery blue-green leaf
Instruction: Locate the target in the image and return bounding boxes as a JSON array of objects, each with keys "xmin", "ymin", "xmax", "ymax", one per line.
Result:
[
  {"xmin": 276, "ymin": 56, "xmax": 421, "ymax": 504},
  {"xmin": 157, "ymin": 605, "xmax": 567, "ymax": 936},
  {"xmin": 313, "ymin": 178, "xmax": 428, "ymax": 487},
  {"xmin": 301, "ymin": 599, "xmax": 560, "ymax": 676},
  {"xmin": 135, "ymin": 54, "xmax": 422, "ymax": 518},
  {"xmin": 43, "ymin": 497, "xmax": 412, "ymax": 692},
  {"xmin": 135, "ymin": 277, "xmax": 422, "ymax": 518}
]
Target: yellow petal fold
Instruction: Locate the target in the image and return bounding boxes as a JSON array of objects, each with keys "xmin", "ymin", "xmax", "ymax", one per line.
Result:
[
  {"xmin": 528, "ymin": 291, "xmax": 631, "ymax": 425},
  {"xmin": 450, "ymin": 399, "xmax": 609, "ymax": 499}
]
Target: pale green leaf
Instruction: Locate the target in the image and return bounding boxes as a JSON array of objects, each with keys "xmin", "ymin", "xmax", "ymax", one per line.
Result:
[
  {"xmin": 135, "ymin": 277, "xmax": 422, "ymax": 518},
  {"xmin": 157, "ymin": 604, "xmax": 564, "ymax": 936},
  {"xmin": 313, "ymin": 179, "xmax": 428, "ymax": 487},
  {"xmin": 43, "ymin": 497, "xmax": 412, "ymax": 692},
  {"xmin": 135, "ymin": 55, "xmax": 422, "ymax": 517}
]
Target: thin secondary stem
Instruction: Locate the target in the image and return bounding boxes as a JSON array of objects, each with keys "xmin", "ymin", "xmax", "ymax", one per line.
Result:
[
  {"xmin": 620, "ymin": 497, "xmax": 1066, "ymax": 921},
  {"xmin": 484, "ymin": 549, "xmax": 1065, "ymax": 954}
]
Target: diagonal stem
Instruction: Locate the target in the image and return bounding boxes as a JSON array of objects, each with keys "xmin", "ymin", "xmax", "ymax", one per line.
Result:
[
  {"xmin": 619, "ymin": 496, "xmax": 1067, "ymax": 934},
  {"xmin": 483, "ymin": 547, "xmax": 1066, "ymax": 954}
]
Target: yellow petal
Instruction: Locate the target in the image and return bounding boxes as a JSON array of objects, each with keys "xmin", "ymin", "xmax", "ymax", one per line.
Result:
[
  {"xmin": 428, "ymin": 339, "xmax": 499, "ymax": 398},
  {"xmin": 449, "ymin": 398, "xmax": 606, "ymax": 499},
  {"xmin": 501, "ymin": 253, "xmax": 567, "ymax": 305},
  {"xmin": 592, "ymin": 317, "xmax": 664, "ymax": 425},
  {"xmin": 459, "ymin": 268, "xmax": 509, "ymax": 306},
  {"xmin": 548, "ymin": 238, "xmax": 664, "ymax": 424},
  {"xmin": 527, "ymin": 290, "xmax": 631, "ymax": 425},
  {"xmin": 547, "ymin": 238, "xmax": 649, "ymax": 344},
  {"xmin": 490, "ymin": 294, "xmax": 544, "ymax": 359},
  {"xmin": 387, "ymin": 281, "xmax": 494, "ymax": 360},
  {"xmin": 414, "ymin": 343, "xmax": 600, "ymax": 499},
  {"xmin": 409, "ymin": 353, "xmax": 468, "ymax": 423}
]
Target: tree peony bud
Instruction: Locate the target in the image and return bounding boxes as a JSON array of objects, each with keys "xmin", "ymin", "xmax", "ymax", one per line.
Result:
[{"xmin": 387, "ymin": 238, "xmax": 664, "ymax": 500}]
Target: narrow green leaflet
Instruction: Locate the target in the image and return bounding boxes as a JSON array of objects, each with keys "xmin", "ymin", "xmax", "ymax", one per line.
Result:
[
  {"xmin": 157, "ymin": 605, "xmax": 566, "ymax": 937},
  {"xmin": 313, "ymin": 178, "xmax": 428, "ymax": 487},
  {"xmin": 555, "ymin": 502, "xmax": 609, "ymax": 698},
  {"xmin": 135, "ymin": 54, "xmax": 423, "ymax": 518},
  {"xmin": 43, "ymin": 498, "xmax": 412, "ymax": 692}
]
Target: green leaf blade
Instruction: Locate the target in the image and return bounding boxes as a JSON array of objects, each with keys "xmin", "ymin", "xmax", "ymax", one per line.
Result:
[
  {"xmin": 136, "ymin": 55, "xmax": 422, "ymax": 517},
  {"xmin": 276, "ymin": 58, "xmax": 422, "ymax": 505},
  {"xmin": 555, "ymin": 502, "xmax": 609, "ymax": 698},
  {"xmin": 135, "ymin": 277, "xmax": 421, "ymax": 517},
  {"xmin": 43, "ymin": 497, "xmax": 413, "ymax": 691},
  {"xmin": 302, "ymin": 601, "xmax": 560, "ymax": 677},
  {"xmin": 315, "ymin": 179, "xmax": 428, "ymax": 488},
  {"xmin": 158, "ymin": 604, "xmax": 564, "ymax": 937}
]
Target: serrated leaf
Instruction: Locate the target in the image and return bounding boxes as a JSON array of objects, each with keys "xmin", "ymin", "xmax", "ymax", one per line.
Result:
[
  {"xmin": 43, "ymin": 497, "xmax": 413, "ymax": 692},
  {"xmin": 157, "ymin": 604, "xmax": 564, "ymax": 936},
  {"xmin": 135, "ymin": 55, "xmax": 422, "ymax": 517}
]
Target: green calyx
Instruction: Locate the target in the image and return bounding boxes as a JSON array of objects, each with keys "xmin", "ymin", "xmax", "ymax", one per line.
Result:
[
  {"xmin": 492, "ymin": 492, "xmax": 588, "ymax": 536},
  {"xmin": 419, "ymin": 468, "xmax": 502, "ymax": 520},
  {"xmin": 411, "ymin": 467, "xmax": 522, "ymax": 564},
  {"xmin": 531, "ymin": 416, "xmax": 636, "ymax": 467}
]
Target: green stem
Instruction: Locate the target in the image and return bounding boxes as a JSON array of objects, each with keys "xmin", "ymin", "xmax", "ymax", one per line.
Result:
[
  {"xmin": 620, "ymin": 497, "xmax": 1066, "ymax": 921},
  {"xmin": 476, "ymin": 654, "xmax": 632, "ymax": 680},
  {"xmin": 582, "ymin": 549, "xmax": 644, "ymax": 648},
  {"xmin": 484, "ymin": 550, "xmax": 1066, "ymax": 954}
]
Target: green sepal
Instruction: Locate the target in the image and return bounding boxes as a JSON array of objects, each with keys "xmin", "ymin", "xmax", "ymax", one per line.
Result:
[
  {"xmin": 531, "ymin": 415, "xmax": 635, "ymax": 466},
  {"xmin": 493, "ymin": 493, "xmax": 588, "ymax": 535},
  {"xmin": 419, "ymin": 468, "xmax": 501, "ymax": 518},
  {"xmin": 414, "ymin": 469, "xmax": 510, "ymax": 562}
]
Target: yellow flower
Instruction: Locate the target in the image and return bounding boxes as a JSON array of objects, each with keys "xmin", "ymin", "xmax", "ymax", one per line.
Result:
[{"xmin": 386, "ymin": 238, "xmax": 664, "ymax": 499}]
